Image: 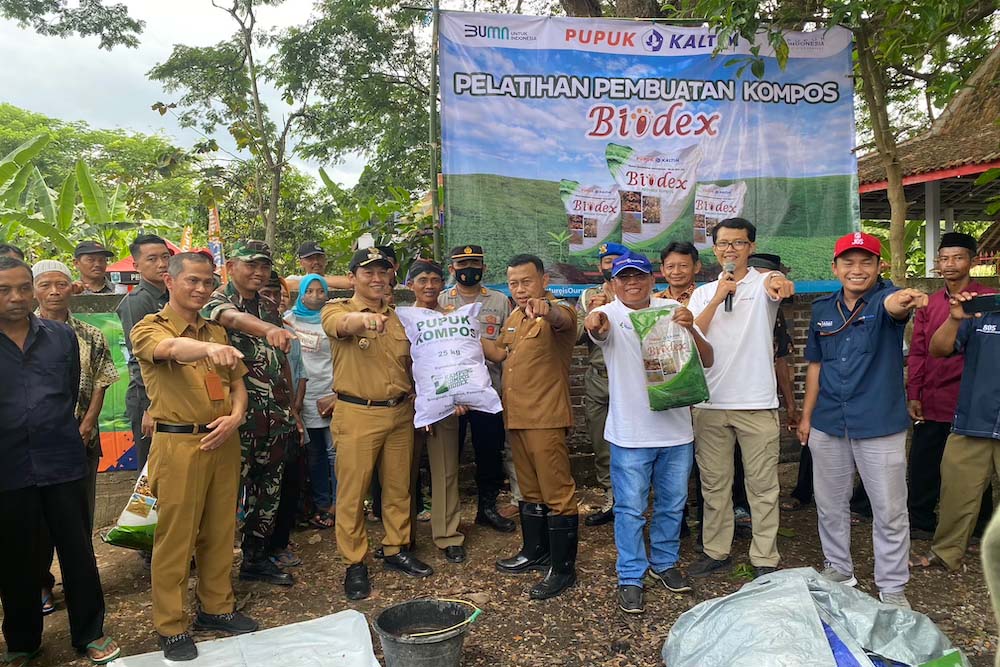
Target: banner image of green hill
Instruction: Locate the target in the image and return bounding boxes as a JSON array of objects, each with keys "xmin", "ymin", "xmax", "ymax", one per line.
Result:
[{"xmin": 444, "ymin": 172, "xmax": 856, "ymax": 283}]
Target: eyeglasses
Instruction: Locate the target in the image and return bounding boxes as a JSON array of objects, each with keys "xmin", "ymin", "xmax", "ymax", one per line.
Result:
[{"xmin": 714, "ymin": 240, "xmax": 751, "ymax": 250}]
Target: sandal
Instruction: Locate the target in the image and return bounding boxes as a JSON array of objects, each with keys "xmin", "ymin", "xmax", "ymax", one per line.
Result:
[
  {"xmin": 780, "ymin": 497, "xmax": 805, "ymax": 512},
  {"xmin": 2, "ymin": 649, "xmax": 40, "ymax": 667},
  {"xmin": 41, "ymin": 590, "xmax": 56, "ymax": 616},
  {"xmin": 269, "ymin": 550, "xmax": 303, "ymax": 568},
  {"xmin": 81, "ymin": 637, "xmax": 120, "ymax": 665},
  {"xmin": 909, "ymin": 552, "xmax": 949, "ymax": 570},
  {"xmin": 309, "ymin": 511, "xmax": 334, "ymax": 529}
]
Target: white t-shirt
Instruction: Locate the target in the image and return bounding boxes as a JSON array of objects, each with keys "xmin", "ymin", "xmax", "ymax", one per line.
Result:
[
  {"xmin": 688, "ymin": 268, "xmax": 780, "ymax": 410},
  {"xmin": 285, "ymin": 313, "xmax": 333, "ymax": 428},
  {"xmin": 591, "ymin": 297, "xmax": 695, "ymax": 448}
]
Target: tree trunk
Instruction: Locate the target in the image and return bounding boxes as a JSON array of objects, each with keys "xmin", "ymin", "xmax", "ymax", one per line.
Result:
[
  {"xmin": 613, "ymin": 0, "xmax": 663, "ymax": 17},
  {"xmin": 560, "ymin": 0, "xmax": 601, "ymax": 17},
  {"xmin": 265, "ymin": 166, "xmax": 280, "ymax": 250},
  {"xmin": 856, "ymin": 26, "xmax": 908, "ymax": 285}
]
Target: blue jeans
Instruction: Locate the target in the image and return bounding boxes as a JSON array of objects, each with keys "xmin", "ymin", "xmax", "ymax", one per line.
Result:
[
  {"xmin": 306, "ymin": 427, "xmax": 336, "ymax": 509},
  {"xmin": 611, "ymin": 443, "xmax": 693, "ymax": 587}
]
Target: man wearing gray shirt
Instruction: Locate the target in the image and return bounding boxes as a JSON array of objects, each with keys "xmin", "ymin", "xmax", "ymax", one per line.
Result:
[
  {"xmin": 439, "ymin": 245, "xmax": 516, "ymax": 532},
  {"xmin": 115, "ymin": 234, "xmax": 172, "ymax": 471}
]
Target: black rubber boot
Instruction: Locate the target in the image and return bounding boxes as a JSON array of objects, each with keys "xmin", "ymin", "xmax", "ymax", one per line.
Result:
[
  {"xmin": 529, "ymin": 514, "xmax": 578, "ymax": 600},
  {"xmin": 496, "ymin": 502, "xmax": 550, "ymax": 573},
  {"xmin": 476, "ymin": 493, "xmax": 516, "ymax": 533}
]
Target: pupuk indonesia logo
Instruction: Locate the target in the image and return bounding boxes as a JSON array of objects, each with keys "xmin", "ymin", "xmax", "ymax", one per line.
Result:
[{"xmin": 643, "ymin": 28, "xmax": 664, "ymax": 52}]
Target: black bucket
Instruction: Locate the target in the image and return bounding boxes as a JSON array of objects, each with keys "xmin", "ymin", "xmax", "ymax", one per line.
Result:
[{"xmin": 373, "ymin": 599, "xmax": 478, "ymax": 667}]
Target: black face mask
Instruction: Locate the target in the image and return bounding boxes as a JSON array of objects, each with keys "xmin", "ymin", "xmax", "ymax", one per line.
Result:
[
  {"xmin": 601, "ymin": 268, "xmax": 613, "ymax": 282},
  {"xmin": 455, "ymin": 267, "xmax": 482, "ymax": 286}
]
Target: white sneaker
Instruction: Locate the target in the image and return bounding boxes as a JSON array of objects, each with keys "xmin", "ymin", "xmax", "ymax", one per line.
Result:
[
  {"xmin": 879, "ymin": 591, "xmax": 911, "ymax": 610},
  {"xmin": 820, "ymin": 566, "xmax": 858, "ymax": 587}
]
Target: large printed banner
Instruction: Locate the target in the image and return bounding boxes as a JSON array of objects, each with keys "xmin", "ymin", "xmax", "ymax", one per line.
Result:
[{"xmin": 440, "ymin": 12, "xmax": 859, "ymax": 287}]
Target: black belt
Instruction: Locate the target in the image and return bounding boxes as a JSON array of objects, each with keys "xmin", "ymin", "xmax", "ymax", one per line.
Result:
[
  {"xmin": 156, "ymin": 423, "xmax": 214, "ymax": 434},
  {"xmin": 338, "ymin": 393, "xmax": 407, "ymax": 408}
]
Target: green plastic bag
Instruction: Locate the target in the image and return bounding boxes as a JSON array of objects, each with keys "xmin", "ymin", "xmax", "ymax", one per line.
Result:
[
  {"xmin": 100, "ymin": 462, "xmax": 157, "ymax": 552},
  {"xmin": 629, "ymin": 305, "xmax": 709, "ymax": 411}
]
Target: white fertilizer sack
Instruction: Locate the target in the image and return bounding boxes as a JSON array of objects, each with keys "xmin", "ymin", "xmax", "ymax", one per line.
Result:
[{"xmin": 396, "ymin": 303, "xmax": 502, "ymax": 428}]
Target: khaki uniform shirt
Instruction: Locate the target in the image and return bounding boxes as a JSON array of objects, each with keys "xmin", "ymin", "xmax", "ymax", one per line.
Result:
[
  {"xmin": 439, "ymin": 285, "xmax": 511, "ymax": 392},
  {"xmin": 575, "ymin": 285, "xmax": 614, "ymax": 374},
  {"xmin": 321, "ymin": 295, "xmax": 413, "ymax": 401},
  {"xmin": 131, "ymin": 304, "xmax": 248, "ymax": 425},
  {"xmin": 498, "ymin": 294, "xmax": 577, "ymax": 430}
]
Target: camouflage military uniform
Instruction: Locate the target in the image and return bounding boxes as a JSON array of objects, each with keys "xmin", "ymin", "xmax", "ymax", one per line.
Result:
[{"xmin": 203, "ymin": 281, "xmax": 294, "ymax": 557}]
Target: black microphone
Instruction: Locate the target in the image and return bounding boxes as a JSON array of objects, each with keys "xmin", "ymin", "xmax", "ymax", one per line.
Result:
[{"xmin": 723, "ymin": 262, "xmax": 735, "ymax": 312}]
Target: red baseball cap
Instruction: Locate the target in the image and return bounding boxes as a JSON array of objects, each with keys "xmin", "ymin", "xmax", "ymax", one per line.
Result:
[{"xmin": 833, "ymin": 232, "xmax": 881, "ymax": 259}]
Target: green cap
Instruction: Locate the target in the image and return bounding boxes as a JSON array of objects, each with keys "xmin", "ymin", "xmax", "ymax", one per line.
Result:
[{"xmin": 230, "ymin": 240, "xmax": 272, "ymax": 262}]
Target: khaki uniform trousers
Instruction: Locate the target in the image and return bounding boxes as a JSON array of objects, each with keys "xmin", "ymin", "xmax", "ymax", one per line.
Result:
[
  {"xmin": 933, "ymin": 434, "xmax": 1000, "ymax": 569},
  {"xmin": 693, "ymin": 408, "xmax": 781, "ymax": 567},
  {"xmin": 414, "ymin": 415, "xmax": 464, "ymax": 548},
  {"xmin": 508, "ymin": 428, "xmax": 578, "ymax": 516},
  {"xmin": 148, "ymin": 430, "xmax": 241, "ymax": 637},
  {"xmin": 583, "ymin": 367, "xmax": 613, "ymax": 499},
  {"xmin": 332, "ymin": 401, "xmax": 415, "ymax": 564}
]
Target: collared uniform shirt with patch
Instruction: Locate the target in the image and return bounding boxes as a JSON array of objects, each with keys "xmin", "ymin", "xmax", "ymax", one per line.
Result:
[
  {"xmin": 804, "ymin": 280, "xmax": 910, "ymax": 440},
  {"xmin": 576, "ymin": 285, "xmax": 613, "ymax": 374},
  {"xmin": 321, "ymin": 296, "xmax": 413, "ymax": 402},
  {"xmin": 498, "ymin": 295, "xmax": 577, "ymax": 430},
  {"xmin": 439, "ymin": 285, "xmax": 511, "ymax": 392},
  {"xmin": 952, "ymin": 313, "xmax": 1000, "ymax": 440},
  {"xmin": 131, "ymin": 304, "xmax": 248, "ymax": 425},
  {"xmin": 202, "ymin": 282, "xmax": 293, "ymax": 434}
]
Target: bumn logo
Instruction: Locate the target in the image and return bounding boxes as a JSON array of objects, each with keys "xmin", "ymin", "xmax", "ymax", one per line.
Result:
[
  {"xmin": 643, "ymin": 28, "xmax": 664, "ymax": 52},
  {"xmin": 464, "ymin": 24, "xmax": 510, "ymax": 40}
]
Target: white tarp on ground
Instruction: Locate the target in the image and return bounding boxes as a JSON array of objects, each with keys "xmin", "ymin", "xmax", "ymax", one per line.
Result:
[
  {"xmin": 662, "ymin": 568, "xmax": 968, "ymax": 667},
  {"xmin": 111, "ymin": 610, "xmax": 379, "ymax": 667}
]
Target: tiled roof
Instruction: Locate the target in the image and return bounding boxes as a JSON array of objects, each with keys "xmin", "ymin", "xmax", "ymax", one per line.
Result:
[{"xmin": 858, "ymin": 40, "xmax": 1000, "ymax": 185}]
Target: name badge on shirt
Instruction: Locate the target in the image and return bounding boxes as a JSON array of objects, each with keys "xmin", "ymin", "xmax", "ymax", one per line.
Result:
[
  {"xmin": 297, "ymin": 330, "xmax": 320, "ymax": 351},
  {"xmin": 205, "ymin": 371, "xmax": 225, "ymax": 401}
]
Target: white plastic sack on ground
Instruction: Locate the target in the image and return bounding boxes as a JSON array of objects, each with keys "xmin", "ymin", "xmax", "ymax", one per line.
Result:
[
  {"xmin": 101, "ymin": 463, "xmax": 157, "ymax": 552},
  {"xmin": 662, "ymin": 568, "xmax": 968, "ymax": 667},
  {"xmin": 396, "ymin": 302, "xmax": 502, "ymax": 428},
  {"xmin": 111, "ymin": 610, "xmax": 379, "ymax": 667}
]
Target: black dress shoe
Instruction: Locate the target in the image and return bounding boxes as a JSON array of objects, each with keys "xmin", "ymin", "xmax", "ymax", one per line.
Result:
[
  {"xmin": 584, "ymin": 506, "xmax": 614, "ymax": 527},
  {"xmin": 344, "ymin": 563, "xmax": 371, "ymax": 600},
  {"xmin": 384, "ymin": 551, "xmax": 434, "ymax": 578},
  {"xmin": 239, "ymin": 557, "xmax": 294, "ymax": 586},
  {"xmin": 193, "ymin": 609, "xmax": 259, "ymax": 635},
  {"xmin": 159, "ymin": 632, "xmax": 198, "ymax": 661},
  {"xmin": 476, "ymin": 505, "xmax": 516, "ymax": 532},
  {"xmin": 444, "ymin": 545, "xmax": 466, "ymax": 563}
]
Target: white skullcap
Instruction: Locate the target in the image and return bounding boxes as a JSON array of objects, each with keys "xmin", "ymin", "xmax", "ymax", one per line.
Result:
[{"xmin": 31, "ymin": 260, "xmax": 73, "ymax": 280}]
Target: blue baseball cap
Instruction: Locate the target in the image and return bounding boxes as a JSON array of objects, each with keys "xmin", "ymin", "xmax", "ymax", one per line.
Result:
[
  {"xmin": 611, "ymin": 251, "xmax": 653, "ymax": 277},
  {"xmin": 599, "ymin": 242, "xmax": 629, "ymax": 259}
]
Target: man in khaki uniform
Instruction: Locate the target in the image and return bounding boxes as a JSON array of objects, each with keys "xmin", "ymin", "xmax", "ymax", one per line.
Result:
[
  {"xmin": 575, "ymin": 242, "xmax": 626, "ymax": 526},
  {"xmin": 484, "ymin": 254, "xmax": 579, "ymax": 600},
  {"xmin": 131, "ymin": 253, "xmax": 258, "ymax": 662},
  {"xmin": 321, "ymin": 247, "xmax": 433, "ymax": 601}
]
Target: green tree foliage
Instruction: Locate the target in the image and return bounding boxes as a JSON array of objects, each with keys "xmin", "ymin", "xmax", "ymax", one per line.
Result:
[
  {"xmin": 0, "ymin": 0, "xmax": 144, "ymax": 49},
  {"xmin": 148, "ymin": 0, "xmax": 311, "ymax": 250},
  {"xmin": 0, "ymin": 104, "xmax": 202, "ymax": 226},
  {"xmin": 663, "ymin": 0, "xmax": 999, "ymax": 283}
]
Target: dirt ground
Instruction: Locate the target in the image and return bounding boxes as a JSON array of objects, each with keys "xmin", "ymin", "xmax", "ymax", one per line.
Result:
[{"xmin": 10, "ymin": 462, "xmax": 998, "ymax": 666}]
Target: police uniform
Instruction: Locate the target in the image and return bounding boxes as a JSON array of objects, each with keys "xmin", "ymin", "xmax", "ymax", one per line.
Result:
[
  {"xmin": 576, "ymin": 284, "xmax": 614, "ymax": 506},
  {"xmin": 439, "ymin": 245, "xmax": 516, "ymax": 530},
  {"xmin": 131, "ymin": 304, "xmax": 247, "ymax": 638},
  {"xmin": 321, "ymin": 252, "xmax": 416, "ymax": 566}
]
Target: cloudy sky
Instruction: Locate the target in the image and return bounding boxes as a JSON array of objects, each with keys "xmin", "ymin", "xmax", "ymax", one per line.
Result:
[{"xmin": 0, "ymin": 0, "xmax": 365, "ymax": 186}]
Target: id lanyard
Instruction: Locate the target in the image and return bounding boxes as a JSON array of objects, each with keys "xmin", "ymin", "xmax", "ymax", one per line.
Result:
[{"xmin": 819, "ymin": 298, "xmax": 868, "ymax": 338}]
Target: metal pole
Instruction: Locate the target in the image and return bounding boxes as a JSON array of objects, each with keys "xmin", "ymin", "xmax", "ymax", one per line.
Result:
[{"xmin": 428, "ymin": 0, "xmax": 442, "ymax": 262}]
